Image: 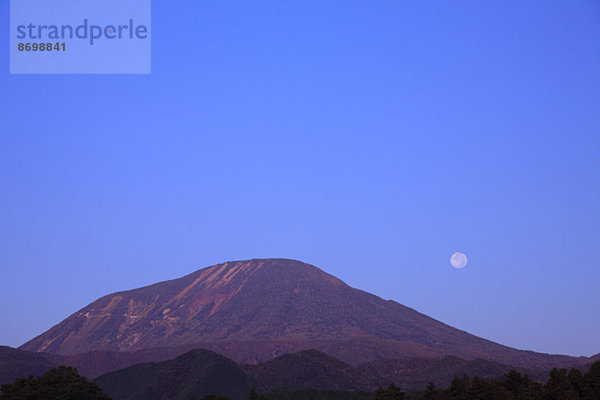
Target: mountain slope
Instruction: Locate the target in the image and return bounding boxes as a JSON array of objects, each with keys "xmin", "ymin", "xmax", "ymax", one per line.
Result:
[{"xmin": 20, "ymin": 259, "xmax": 590, "ymax": 369}]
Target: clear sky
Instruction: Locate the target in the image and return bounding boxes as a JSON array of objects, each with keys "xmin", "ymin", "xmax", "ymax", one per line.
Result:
[{"xmin": 1, "ymin": 1, "xmax": 599, "ymax": 357}]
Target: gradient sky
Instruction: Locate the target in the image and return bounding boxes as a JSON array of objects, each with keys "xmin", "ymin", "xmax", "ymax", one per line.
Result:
[{"xmin": 1, "ymin": 1, "xmax": 599, "ymax": 357}]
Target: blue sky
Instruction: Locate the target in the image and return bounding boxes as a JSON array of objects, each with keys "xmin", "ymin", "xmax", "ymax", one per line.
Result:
[{"xmin": 1, "ymin": 1, "xmax": 599, "ymax": 356}]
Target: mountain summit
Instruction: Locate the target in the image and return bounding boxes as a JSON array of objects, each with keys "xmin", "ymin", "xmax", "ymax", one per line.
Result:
[{"xmin": 20, "ymin": 259, "xmax": 585, "ymax": 369}]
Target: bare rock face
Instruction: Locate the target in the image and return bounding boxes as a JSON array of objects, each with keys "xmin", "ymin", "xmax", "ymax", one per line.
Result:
[{"xmin": 19, "ymin": 259, "xmax": 588, "ymax": 369}]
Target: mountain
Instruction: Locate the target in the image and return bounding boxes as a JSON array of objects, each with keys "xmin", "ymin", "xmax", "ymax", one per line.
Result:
[
  {"xmin": 94, "ymin": 349, "xmax": 256, "ymax": 400},
  {"xmin": 20, "ymin": 258, "xmax": 591, "ymax": 370}
]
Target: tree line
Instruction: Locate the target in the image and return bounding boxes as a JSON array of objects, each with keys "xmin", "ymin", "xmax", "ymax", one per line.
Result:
[
  {"xmin": 418, "ymin": 361, "xmax": 600, "ymax": 400},
  {"xmin": 1, "ymin": 361, "xmax": 599, "ymax": 400}
]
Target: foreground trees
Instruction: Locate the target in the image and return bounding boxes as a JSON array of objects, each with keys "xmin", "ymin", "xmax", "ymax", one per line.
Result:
[
  {"xmin": 374, "ymin": 383, "xmax": 406, "ymax": 400},
  {"xmin": 421, "ymin": 361, "xmax": 600, "ymax": 400},
  {"xmin": 0, "ymin": 366, "xmax": 111, "ymax": 400}
]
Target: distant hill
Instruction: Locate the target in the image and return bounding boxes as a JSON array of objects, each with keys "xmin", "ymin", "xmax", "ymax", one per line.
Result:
[
  {"xmin": 0, "ymin": 346, "xmax": 56, "ymax": 386},
  {"xmin": 2, "ymin": 346, "xmax": 595, "ymax": 398},
  {"xmin": 20, "ymin": 259, "xmax": 593, "ymax": 370},
  {"xmin": 242, "ymin": 349, "xmax": 371, "ymax": 392},
  {"xmin": 94, "ymin": 349, "xmax": 257, "ymax": 400},
  {"xmin": 356, "ymin": 356, "xmax": 546, "ymax": 390},
  {"xmin": 243, "ymin": 349, "xmax": 543, "ymax": 392},
  {"xmin": 0, "ymin": 346, "xmax": 188, "ymax": 383},
  {"xmin": 94, "ymin": 349, "xmax": 553, "ymax": 399}
]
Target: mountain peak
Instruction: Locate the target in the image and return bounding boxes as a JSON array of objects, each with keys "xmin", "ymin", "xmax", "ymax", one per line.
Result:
[
  {"xmin": 21, "ymin": 258, "xmax": 348, "ymax": 354},
  {"xmin": 167, "ymin": 258, "xmax": 346, "ymax": 310}
]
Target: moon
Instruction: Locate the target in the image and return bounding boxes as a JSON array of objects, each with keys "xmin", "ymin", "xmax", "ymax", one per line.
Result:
[{"xmin": 450, "ymin": 252, "xmax": 467, "ymax": 269}]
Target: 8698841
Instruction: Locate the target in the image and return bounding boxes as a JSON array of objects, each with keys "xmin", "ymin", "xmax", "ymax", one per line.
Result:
[{"xmin": 18, "ymin": 42, "xmax": 66, "ymax": 51}]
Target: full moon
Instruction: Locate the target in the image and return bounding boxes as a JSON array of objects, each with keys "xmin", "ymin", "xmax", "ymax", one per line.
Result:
[{"xmin": 450, "ymin": 252, "xmax": 467, "ymax": 269}]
